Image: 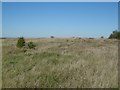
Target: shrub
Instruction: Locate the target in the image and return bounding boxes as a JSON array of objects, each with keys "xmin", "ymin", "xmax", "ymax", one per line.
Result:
[
  {"xmin": 89, "ymin": 37, "xmax": 94, "ymax": 39},
  {"xmin": 51, "ymin": 36, "xmax": 54, "ymax": 38},
  {"xmin": 28, "ymin": 41, "xmax": 36, "ymax": 49},
  {"xmin": 16, "ymin": 37, "xmax": 25, "ymax": 48},
  {"xmin": 109, "ymin": 30, "xmax": 120, "ymax": 39},
  {"xmin": 101, "ymin": 36, "xmax": 104, "ymax": 38},
  {"xmin": 66, "ymin": 40, "xmax": 69, "ymax": 42}
]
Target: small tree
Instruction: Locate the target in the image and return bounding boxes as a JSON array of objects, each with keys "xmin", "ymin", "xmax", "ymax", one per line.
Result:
[
  {"xmin": 112, "ymin": 30, "xmax": 118, "ymax": 39},
  {"xmin": 16, "ymin": 37, "xmax": 25, "ymax": 48},
  {"xmin": 28, "ymin": 41, "xmax": 35, "ymax": 49},
  {"xmin": 101, "ymin": 36, "xmax": 104, "ymax": 39},
  {"xmin": 51, "ymin": 36, "xmax": 54, "ymax": 38},
  {"xmin": 109, "ymin": 30, "xmax": 120, "ymax": 39}
]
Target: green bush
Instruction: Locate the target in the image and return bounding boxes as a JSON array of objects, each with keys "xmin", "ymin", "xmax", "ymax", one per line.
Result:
[
  {"xmin": 16, "ymin": 37, "xmax": 25, "ymax": 48},
  {"xmin": 51, "ymin": 36, "xmax": 54, "ymax": 38},
  {"xmin": 101, "ymin": 36, "xmax": 104, "ymax": 38},
  {"xmin": 28, "ymin": 41, "xmax": 36, "ymax": 49},
  {"xmin": 109, "ymin": 30, "xmax": 120, "ymax": 39}
]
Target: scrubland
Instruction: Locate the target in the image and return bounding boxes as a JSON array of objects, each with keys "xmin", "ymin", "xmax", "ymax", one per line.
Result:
[{"xmin": 2, "ymin": 38, "xmax": 118, "ymax": 88}]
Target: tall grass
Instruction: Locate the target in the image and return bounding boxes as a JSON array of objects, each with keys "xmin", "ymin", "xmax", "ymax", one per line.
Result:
[
  {"xmin": 2, "ymin": 38, "xmax": 118, "ymax": 88},
  {"xmin": 0, "ymin": 39, "xmax": 2, "ymax": 89}
]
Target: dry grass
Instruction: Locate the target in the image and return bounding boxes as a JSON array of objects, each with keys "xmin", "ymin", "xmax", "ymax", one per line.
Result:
[
  {"xmin": 2, "ymin": 38, "xmax": 118, "ymax": 88},
  {"xmin": 0, "ymin": 39, "xmax": 2, "ymax": 89}
]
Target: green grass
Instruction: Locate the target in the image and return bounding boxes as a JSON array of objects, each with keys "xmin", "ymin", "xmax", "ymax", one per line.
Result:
[{"xmin": 2, "ymin": 38, "xmax": 118, "ymax": 88}]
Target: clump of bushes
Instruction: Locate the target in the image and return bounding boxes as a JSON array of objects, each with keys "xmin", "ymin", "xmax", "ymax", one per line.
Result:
[
  {"xmin": 109, "ymin": 30, "xmax": 120, "ymax": 39},
  {"xmin": 16, "ymin": 37, "xmax": 25, "ymax": 48},
  {"xmin": 89, "ymin": 37, "xmax": 94, "ymax": 39},
  {"xmin": 101, "ymin": 36, "xmax": 104, "ymax": 39},
  {"xmin": 51, "ymin": 36, "xmax": 54, "ymax": 38},
  {"xmin": 28, "ymin": 41, "xmax": 36, "ymax": 49},
  {"xmin": 16, "ymin": 37, "xmax": 36, "ymax": 49}
]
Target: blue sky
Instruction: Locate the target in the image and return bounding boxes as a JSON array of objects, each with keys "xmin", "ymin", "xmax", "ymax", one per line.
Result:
[{"xmin": 2, "ymin": 2, "xmax": 118, "ymax": 38}]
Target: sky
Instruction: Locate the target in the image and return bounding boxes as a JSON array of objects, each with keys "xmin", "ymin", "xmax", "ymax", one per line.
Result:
[
  {"xmin": 2, "ymin": 2, "xmax": 118, "ymax": 38},
  {"xmin": 2, "ymin": 0, "xmax": 120, "ymax": 2}
]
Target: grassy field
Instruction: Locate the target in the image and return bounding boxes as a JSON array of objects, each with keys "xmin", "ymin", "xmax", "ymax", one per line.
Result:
[
  {"xmin": 2, "ymin": 38, "xmax": 118, "ymax": 88},
  {"xmin": 0, "ymin": 39, "xmax": 2, "ymax": 89}
]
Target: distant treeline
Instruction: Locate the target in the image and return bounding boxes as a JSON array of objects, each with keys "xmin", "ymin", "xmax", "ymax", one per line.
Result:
[
  {"xmin": 0, "ymin": 37, "xmax": 16, "ymax": 39},
  {"xmin": 109, "ymin": 30, "xmax": 120, "ymax": 39},
  {"xmin": 0, "ymin": 37, "xmax": 6, "ymax": 39},
  {"xmin": 1, "ymin": 30, "xmax": 120, "ymax": 39}
]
